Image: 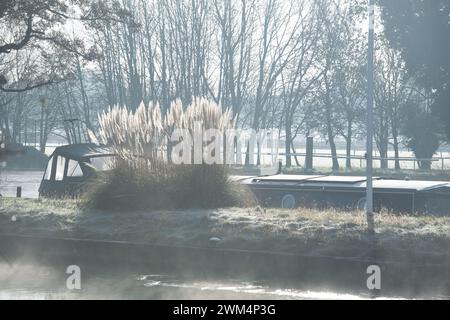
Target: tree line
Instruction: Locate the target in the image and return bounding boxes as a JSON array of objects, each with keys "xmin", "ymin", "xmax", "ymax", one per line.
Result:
[{"xmin": 0, "ymin": 0, "xmax": 448, "ymax": 170}]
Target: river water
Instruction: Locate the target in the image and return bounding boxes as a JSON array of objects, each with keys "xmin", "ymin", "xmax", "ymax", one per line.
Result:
[
  {"xmin": 0, "ymin": 170, "xmax": 43, "ymax": 198},
  {"xmin": 0, "ymin": 262, "xmax": 395, "ymax": 300}
]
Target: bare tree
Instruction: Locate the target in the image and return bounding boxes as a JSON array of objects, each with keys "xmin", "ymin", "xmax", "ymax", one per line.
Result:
[
  {"xmin": 280, "ymin": 0, "xmax": 324, "ymax": 167},
  {"xmin": 375, "ymin": 41, "xmax": 415, "ymax": 170},
  {"xmin": 212, "ymin": 0, "xmax": 255, "ymax": 120}
]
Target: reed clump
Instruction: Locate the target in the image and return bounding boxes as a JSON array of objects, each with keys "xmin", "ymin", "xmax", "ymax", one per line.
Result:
[{"xmin": 87, "ymin": 98, "xmax": 254, "ymax": 210}]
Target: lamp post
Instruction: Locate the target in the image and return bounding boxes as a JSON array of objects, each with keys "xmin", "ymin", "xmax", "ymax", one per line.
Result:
[{"xmin": 366, "ymin": 0, "xmax": 375, "ymax": 234}]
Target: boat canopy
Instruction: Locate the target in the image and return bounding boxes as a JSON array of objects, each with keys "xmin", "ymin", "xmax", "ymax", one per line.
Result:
[{"xmin": 51, "ymin": 143, "xmax": 114, "ymax": 162}]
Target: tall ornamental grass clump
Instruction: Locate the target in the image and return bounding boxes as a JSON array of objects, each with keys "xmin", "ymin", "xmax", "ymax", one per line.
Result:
[{"xmin": 87, "ymin": 98, "xmax": 254, "ymax": 210}]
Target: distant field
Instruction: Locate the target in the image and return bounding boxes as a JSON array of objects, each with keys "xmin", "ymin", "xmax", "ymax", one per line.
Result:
[{"xmin": 257, "ymin": 148, "xmax": 450, "ymax": 171}]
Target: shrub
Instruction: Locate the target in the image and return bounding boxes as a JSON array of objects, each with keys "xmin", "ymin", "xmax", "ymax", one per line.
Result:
[
  {"xmin": 86, "ymin": 160, "xmax": 254, "ymax": 211},
  {"xmin": 87, "ymin": 98, "xmax": 254, "ymax": 211}
]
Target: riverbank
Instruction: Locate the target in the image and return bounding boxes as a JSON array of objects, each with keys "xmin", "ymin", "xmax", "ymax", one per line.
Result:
[
  {"xmin": 1, "ymin": 198, "xmax": 450, "ymax": 258},
  {"xmin": 1, "ymin": 198, "xmax": 450, "ymax": 298}
]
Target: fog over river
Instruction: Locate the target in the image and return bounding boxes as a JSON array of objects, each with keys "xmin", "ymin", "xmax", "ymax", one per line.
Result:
[{"xmin": 0, "ymin": 262, "xmax": 403, "ymax": 300}]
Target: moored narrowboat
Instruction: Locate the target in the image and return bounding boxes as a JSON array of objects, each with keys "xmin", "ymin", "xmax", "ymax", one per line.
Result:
[
  {"xmin": 39, "ymin": 144, "xmax": 115, "ymax": 198},
  {"xmin": 240, "ymin": 174, "xmax": 450, "ymax": 215}
]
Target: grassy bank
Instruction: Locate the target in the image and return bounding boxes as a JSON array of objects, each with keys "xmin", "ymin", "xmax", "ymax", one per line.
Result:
[{"xmin": 1, "ymin": 198, "xmax": 449, "ymax": 261}]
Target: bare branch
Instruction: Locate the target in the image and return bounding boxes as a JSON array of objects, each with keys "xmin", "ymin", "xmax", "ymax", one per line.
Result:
[
  {"xmin": 0, "ymin": 12, "xmax": 33, "ymax": 54},
  {"xmin": 0, "ymin": 80, "xmax": 54, "ymax": 93}
]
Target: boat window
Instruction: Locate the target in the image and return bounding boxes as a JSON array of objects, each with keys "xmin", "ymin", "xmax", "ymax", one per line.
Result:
[
  {"xmin": 55, "ymin": 156, "xmax": 66, "ymax": 181},
  {"xmin": 67, "ymin": 159, "xmax": 83, "ymax": 177},
  {"xmin": 44, "ymin": 156, "xmax": 53, "ymax": 180},
  {"xmin": 89, "ymin": 156, "xmax": 115, "ymax": 171}
]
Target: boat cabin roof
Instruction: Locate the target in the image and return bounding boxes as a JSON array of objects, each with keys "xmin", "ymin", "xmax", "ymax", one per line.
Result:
[
  {"xmin": 51, "ymin": 143, "xmax": 114, "ymax": 162},
  {"xmin": 240, "ymin": 174, "xmax": 450, "ymax": 193}
]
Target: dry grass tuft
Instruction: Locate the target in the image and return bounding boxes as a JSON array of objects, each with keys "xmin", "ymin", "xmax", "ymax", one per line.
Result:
[{"xmin": 90, "ymin": 98, "xmax": 248, "ymax": 210}]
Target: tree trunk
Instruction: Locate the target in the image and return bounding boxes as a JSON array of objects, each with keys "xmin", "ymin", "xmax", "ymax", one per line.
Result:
[
  {"xmin": 328, "ymin": 130, "xmax": 339, "ymax": 172},
  {"xmin": 392, "ymin": 126, "xmax": 401, "ymax": 170},
  {"xmin": 324, "ymin": 74, "xmax": 339, "ymax": 171},
  {"xmin": 419, "ymin": 159, "xmax": 432, "ymax": 170},
  {"xmin": 12, "ymin": 93, "xmax": 23, "ymax": 143},
  {"xmin": 2, "ymin": 115, "xmax": 12, "ymax": 142},
  {"xmin": 346, "ymin": 121, "xmax": 352, "ymax": 170},
  {"xmin": 39, "ymin": 106, "xmax": 46, "ymax": 153},
  {"xmin": 285, "ymin": 114, "xmax": 292, "ymax": 168},
  {"xmin": 379, "ymin": 140, "xmax": 388, "ymax": 169},
  {"xmin": 76, "ymin": 56, "xmax": 92, "ymax": 143}
]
